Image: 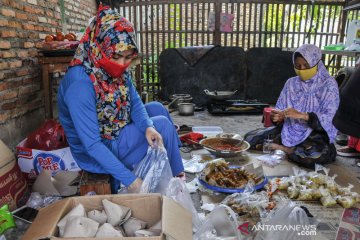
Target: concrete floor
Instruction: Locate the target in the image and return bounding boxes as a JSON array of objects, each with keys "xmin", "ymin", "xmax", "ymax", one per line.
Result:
[
  {"xmin": 172, "ymin": 109, "xmax": 360, "ymax": 224},
  {"xmin": 6, "ymin": 109, "xmax": 360, "ymax": 239},
  {"xmin": 171, "ymin": 110, "xmax": 360, "ymax": 178}
]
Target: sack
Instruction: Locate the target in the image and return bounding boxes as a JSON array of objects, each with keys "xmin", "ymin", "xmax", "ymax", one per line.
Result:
[
  {"xmin": 133, "ymin": 145, "xmax": 173, "ymax": 195},
  {"xmin": 25, "ymin": 119, "xmax": 68, "ymax": 151}
]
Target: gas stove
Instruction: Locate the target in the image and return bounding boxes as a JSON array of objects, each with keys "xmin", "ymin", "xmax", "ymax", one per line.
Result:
[{"xmin": 207, "ymin": 99, "xmax": 269, "ymax": 115}]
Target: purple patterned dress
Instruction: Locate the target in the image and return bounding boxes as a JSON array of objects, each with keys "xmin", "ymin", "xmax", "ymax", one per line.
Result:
[{"xmin": 245, "ymin": 44, "xmax": 340, "ymax": 169}]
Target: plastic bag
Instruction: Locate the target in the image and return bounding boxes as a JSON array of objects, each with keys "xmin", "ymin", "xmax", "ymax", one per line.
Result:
[
  {"xmin": 221, "ymin": 184, "xmax": 276, "ymax": 239},
  {"xmin": 256, "ymin": 150, "xmax": 286, "ymax": 168},
  {"xmin": 26, "ymin": 192, "xmax": 44, "ymax": 209},
  {"xmin": 255, "ymin": 201, "xmax": 315, "ymax": 240},
  {"xmin": 133, "ymin": 145, "xmax": 173, "ymax": 195},
  {"xmin": 182, "ymin": 158, "xmax": 206, "ymax": 174},
  {"xmin": 194, "ymin": 205, "xmax": 241, "ymax": 240},
  {"xmin": 165, "ymin": 178, "xmax": 202, "ymax": 232},
  {"xmin": 25, "ymin": 119, "xmax": 68, "ymax": 151},
  {"xmin": 0, "ymin": 205, "xmax": 16, "ymax": 235}
]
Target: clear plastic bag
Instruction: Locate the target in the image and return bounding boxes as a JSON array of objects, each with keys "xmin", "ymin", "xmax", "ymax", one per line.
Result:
[
  {"xmin": 193, "ymin": 205, "xmax": 241, "ymax": 240},
  {"xmin": 182, "ymin": 158, "xmax": 206, "ymax": 174},
  {"xmin": 255, "ymin": 201, "xmax": 315, "ymax": 240},
  {"xmin": 133, "ymin": 145, "xmax": 173, "ymax": 195},
  {"xmin": 165, "ymin": 178, "xmax": 202, "ymax": 232},
  {"xmin": 26, "ymin": 192, "xmax": 62, "ymax": 209},
  {"xmin": 26, "ymin": 192, "xmax": 44, "ymax": 209},
  {"xmin": 221, "ymin": 183, "xmax": 276, "ymax": 239},
  {"xmin": 256, "ymin": 150, "xmax": 286, "ymax": 168}
]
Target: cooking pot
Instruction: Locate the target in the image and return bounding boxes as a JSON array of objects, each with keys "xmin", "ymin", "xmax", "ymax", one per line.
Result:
[
  {"xmin": 204, "ymin": 89, "xmax": 238, "ymax": 101},
  {"xmin": 178, "ymin": 103, "xmax": 195, "ymax": 116},
  {"xmin": 170, "ymin": 94, "xmax": 191, "ymax": 100},
  {"xmin": 168, "ymin": 94, "xmax": 193, "ymax": 109}
]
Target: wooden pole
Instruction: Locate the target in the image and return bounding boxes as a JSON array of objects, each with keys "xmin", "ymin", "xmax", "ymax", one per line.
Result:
[{"xmin": 214, "ymin": 1, "xmax": 221, "ymax": 45}]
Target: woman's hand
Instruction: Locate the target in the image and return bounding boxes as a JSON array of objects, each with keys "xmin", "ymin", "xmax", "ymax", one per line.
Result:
[
  {"xmin": 128, "ymin": 178, "xmax": 143, "ymax": 193},
  {"xmin": 146, "ymin": 127, "xmax": 163, "ymax": 148},
  {"xmin": 176, "ymin": 172, "xmax": 186, "ymax": 181},
  {"xmin": 283, "ymin": 108, "xmax": 309, "ymax": 121},
  {"xmin": 270, "ymin": 109, "xmax": 285, "ymax": 123}
]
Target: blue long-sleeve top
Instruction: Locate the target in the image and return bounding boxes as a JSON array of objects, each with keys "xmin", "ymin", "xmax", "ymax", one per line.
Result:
[{"xmin": 57, "ymin": 66, "xmax": 153, "ymax": 186}]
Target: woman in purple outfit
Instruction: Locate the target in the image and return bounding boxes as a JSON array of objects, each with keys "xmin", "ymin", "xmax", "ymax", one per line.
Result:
[{"xmin": 245, "ymin": 44, "xmax": 339, "ymax": 168}]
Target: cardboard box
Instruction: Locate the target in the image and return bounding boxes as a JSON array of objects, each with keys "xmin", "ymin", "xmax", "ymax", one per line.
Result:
[
  {"xmin": 0, "ymin": 140, "xmax": 30, "ymax": 211},
  {"xmin": 16, "ymin": 138, "xmax": 81, "ymax": 180},
  {"xmin": 79, "ymin": 172, "xmax": 111, "ymax": 196},
  {"xmin": 22, "ymin": 193, "xmax": 192, "ymax": 240}
]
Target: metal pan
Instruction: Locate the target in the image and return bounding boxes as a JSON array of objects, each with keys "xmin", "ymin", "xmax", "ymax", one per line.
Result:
[
  {"xmin": 199, "ymin": 137, "xmax": 250, "ymax": 157},
  {"xmin": 204, "ymin": 89, "xmax": 238, "ymax": 101}
]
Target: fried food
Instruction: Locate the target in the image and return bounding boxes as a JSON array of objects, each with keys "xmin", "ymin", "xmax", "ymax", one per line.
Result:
[{"xmin": 203, "ymin": 160, "xmax": 263, "ymax": 188}]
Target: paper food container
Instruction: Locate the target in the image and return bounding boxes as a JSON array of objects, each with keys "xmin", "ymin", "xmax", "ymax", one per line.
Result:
[{"xmin": 22, "ymin": 193, "xmax": 192, "ymax": 240}]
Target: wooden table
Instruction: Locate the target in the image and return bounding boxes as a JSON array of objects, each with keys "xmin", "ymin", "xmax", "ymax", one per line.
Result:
[{"xmin": 39, "ymin": 55, "xmax": 73, "ymax": 119}]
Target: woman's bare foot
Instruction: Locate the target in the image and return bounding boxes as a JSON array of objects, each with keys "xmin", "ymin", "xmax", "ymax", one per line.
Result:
[{"xmin": 270, "ymin": 143, "xmax": 294, "ymax": 154}]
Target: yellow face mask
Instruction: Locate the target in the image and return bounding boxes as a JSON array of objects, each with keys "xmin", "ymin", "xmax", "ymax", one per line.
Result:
[{"xmin": 294, "ymin": 65, "xmax": 318, "ymax": 81}]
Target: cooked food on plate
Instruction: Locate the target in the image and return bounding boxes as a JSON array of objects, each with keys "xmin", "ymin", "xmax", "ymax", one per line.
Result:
[{"xmin": 202, "ymin": 160, "xmax": 263, "ymax": 188}]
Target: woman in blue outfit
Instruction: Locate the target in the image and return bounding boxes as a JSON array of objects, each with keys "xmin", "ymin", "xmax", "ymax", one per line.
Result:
[{"xmin": 57, "ymin": 5, "xmax": 184, "ymax": 193}]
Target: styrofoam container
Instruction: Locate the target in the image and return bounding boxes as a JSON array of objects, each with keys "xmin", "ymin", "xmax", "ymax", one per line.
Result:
[{"xmin": 192, "ymin": 126, "xmax": 223, "ymax": 137}]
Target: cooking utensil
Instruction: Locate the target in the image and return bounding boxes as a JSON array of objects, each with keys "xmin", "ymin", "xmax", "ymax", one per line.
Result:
[
  {"xmin": 168, "ymin": 94, "xmax": 193, "ymax": 109},
  {"xmin": 216, "ymin": 133, "xmax": 243, "ymax": 140},
  {"xmin": 199, "ymin": 137, "xmax": 250, "ymax": 157},
  {"xmin": 178, "ymin": 103, "xmax": 195, "ymax": 116},
  {"xmin": 216, "ymin": 133, "xmax": 244, "ymax": 149},
  {"xmin": 170, "ymin": 94, "xmax": 191, "ymax": 100},
  {"xmin": 204, "ymin": 89, "xmax": 238, "ymax": 101},
  {"xmin": 186, "ymin": 139, "xmax": 219, "ymax": 152}
]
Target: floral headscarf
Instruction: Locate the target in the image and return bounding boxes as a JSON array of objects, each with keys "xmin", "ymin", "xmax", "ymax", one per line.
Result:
[
  {"xmin": 276, "ymin": 44, "xmax": 339, "ymax": 147},
  {"xmin": 70, "ymin": 5, "xmax": 138, "ymax": 140}
]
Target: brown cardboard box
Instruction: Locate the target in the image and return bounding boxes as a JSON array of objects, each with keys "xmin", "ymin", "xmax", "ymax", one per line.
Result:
[
  {"xmin": 0, "ymin": 139, "xmax": 30, "ymax": 211},
  {"xmin": 22, "ymin": 193, "xmax": 192, "ymax": 240}
]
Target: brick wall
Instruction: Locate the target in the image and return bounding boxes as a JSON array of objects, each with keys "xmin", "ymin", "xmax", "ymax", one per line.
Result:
[{"xmin": 0, "ymin": 0, "xmax": 97, "ymax": 148}]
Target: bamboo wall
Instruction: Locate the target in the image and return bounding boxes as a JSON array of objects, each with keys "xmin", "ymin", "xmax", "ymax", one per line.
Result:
[{"xmin": 118, "ymin": 0, "xmax": 360, "ymax": 98}]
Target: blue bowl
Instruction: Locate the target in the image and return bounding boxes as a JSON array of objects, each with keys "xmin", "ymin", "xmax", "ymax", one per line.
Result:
[{"xmin": 198, "ymin": 176, "xmax": 268, "ymax": 193}]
